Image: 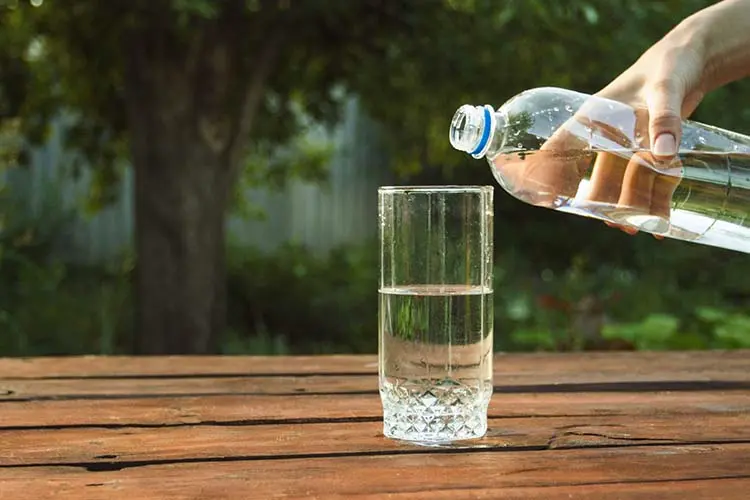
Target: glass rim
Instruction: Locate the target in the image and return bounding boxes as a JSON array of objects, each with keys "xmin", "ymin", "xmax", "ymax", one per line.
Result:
[{"xmin": 378, "ymin": 185, "xmax": 493, "ymax": 194}]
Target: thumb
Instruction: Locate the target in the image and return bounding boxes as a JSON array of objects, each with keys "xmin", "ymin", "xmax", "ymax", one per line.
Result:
[{"xmin": 646, "ymin": 83, "xmax": 684, "ymax": 159}]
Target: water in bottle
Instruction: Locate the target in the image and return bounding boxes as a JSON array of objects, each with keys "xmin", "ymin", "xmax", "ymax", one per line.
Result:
[{"xmin": 449, "ymin": 87, "xmax": 750, "ymax": 253}]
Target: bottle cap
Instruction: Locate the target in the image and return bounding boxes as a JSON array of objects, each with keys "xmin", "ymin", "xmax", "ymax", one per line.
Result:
[{"xmin": 449, "ymin": 104, "xmax": 495, "ymax": 158}]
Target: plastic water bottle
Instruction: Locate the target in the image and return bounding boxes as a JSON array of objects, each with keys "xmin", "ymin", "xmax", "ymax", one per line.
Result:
[{"xmin": 449, "ymin": 86, "xmax": 750, "ymax": 253}]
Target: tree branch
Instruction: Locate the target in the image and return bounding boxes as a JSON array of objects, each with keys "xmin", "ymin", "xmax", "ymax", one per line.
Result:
[{"xmin": 225, "ymin": 25, "xmax": 286, "ymax": 181}]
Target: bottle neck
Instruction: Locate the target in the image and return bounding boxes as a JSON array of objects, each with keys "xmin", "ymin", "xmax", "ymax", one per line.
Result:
[{"xmin": 449, "ymin": 104, "xmax": 505, "ymax": 159}]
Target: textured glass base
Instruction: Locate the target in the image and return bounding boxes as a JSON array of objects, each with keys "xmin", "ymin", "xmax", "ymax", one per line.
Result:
[{"xmin": 380, "ymin": 378, "xmax": 491, "ymax": 443}]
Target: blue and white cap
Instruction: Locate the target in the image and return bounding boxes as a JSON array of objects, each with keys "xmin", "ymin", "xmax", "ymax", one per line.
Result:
[{"xmin": 449, "ymin": 104, "xmax": 496, "ymax": 159}]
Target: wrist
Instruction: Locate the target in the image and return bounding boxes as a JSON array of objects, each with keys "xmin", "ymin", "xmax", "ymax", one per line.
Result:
[
  {"xmin": 679, "ymin": 0, "xmax": 750, "ymax": 92},
  {"xmin": 668, "ymin": 11, "xmax": 710, "ymax": 68}
]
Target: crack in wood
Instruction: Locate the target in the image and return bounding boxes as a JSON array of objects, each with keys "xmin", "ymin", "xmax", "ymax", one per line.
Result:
[
  {"xmin": 3, "ymin": 440, "xmax": 750, "ymax": 472},
  {"xmin": 2, "ymin": 380, "xmax": 749, "ymax": 404},
  {"xmin": 555, "ymin": 423, "xmax": 624, "ymax": 431},
  {"xmin": 0, "ymin": 414, "xmax": 597, "ymax": 432},
  {"xmin": 2, "ymin": 445, "xmax": 552, "ymax": 472},
  {"xmin": 0, "ymin": 390, "xmax": 380, "ymax": 403},
  {"xmin": 547, "ymin": 430, "xmax": 678, "ymax": 450},
  {"xmin": 493, "ymin": 381, "xmax": 750, "ymax": 393},
  {"xmin": 0, "ymin": 416, "xmax": 384, "ymax": 431},
  {"xmin": 0, "ymin": 380, "xmax": 750, "ymax": 404},
  {"xmin": 0, "ymin": 372, "xmax": 377, "ymax": 381},
  {"xmin": 564, "ymin": 431, "xmax": 673, "ymax": 443}
]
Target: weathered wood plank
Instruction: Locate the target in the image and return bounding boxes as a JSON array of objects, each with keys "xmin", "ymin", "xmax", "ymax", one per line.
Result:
[
  {"xmin": 2, "ymin": 480, "xmax": 748, "ymax": 500},
  {"xmin": 313, "ymin": 479, "xmax": 750, "ymax": 500},
  {"xmin": 2, "ymin": 391, "xmax": 748, "ymax": 428},
  {"xmin": 1, "ymin": 477, "xmax": 746, "ymax": 500},
  {"xmin": 0, "ymin": 443, "xmax": 748, "ymax": 499},
  {"xmin": 2, "ymin": 351, "xmax": 748, "ymax": 498},
  {"xmin": 1, "ymin": 413, "xmax": 747, "ymax": 466},
  {"xmin": 1, "ymin": 350, "xmax": 747, "ymax": 379},
  {"xmin": 0, "ymin": 355, "xmax": 378, "ymax": 379},
  {"xmin": 2, "ymin": 369, "xmax": 749, "ymax": 402},
  {"xmin": 0, "ymin": 375, "xmax": 378, "ymax": 400}
]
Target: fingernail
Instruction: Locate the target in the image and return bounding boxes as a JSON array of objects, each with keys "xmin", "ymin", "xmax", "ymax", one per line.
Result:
[{"xmin": 653, "ymin": 133, "xmax": 676, "ymax": 157}]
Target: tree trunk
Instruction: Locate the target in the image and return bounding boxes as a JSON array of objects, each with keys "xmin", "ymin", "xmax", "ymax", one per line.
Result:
[
  {"xmin": 130, "ymin": 138, "xmax": 231, "ymax": 354},
  {"xmin": 121, "ymin": 21, "xmax": 281, "ymax": 354}
]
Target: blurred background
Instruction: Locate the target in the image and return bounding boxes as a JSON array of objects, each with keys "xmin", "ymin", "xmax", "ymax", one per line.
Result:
[{"xmin": 0, "ymin": 0, "xmax": 749, "ymax": 356}]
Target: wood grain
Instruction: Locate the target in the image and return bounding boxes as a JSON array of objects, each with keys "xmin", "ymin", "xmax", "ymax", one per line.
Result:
[
  {"xmin": 1, "ymin": 390, "xmax": 749, "ymax": 428},
  {"xmin": 2, "ymin": 477, "xmax": 746, "ymax": 500},
  {"xmin": 0, "ymin": 375, "xmax": 377, "ymax": 400},
  {"xmin": 1, "ymin": 412, "xmax": 748, "ymax": 466},
  {"xmin": 1, "ymin": 443, "xmax": 749, "ymax": 499},
  {"xmin": 2, "ymin": 351, "xmax": 748, "ymax": 499},
  {"xmin": 302, "ymin": 479, "xmax": 750, "ymax": 500},
  {"xmin": 0, "ymin": 355, "xmax": 378, "ymax": 379},
  {"xmin": 2, "ymin": 478, "xmax": 748, "ymax": 500},
  {"xmin": 2, "ymin": 350, "xmax": 747, "ymax": 379},
  {"xmin": 2, "ymin": 370, "xmax": 749, "ymax": 402}
]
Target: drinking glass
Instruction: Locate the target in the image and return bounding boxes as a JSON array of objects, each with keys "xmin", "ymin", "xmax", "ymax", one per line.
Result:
[{"xmin": 378, "ymin": 185, "xmax": 494, "ymax": 442}]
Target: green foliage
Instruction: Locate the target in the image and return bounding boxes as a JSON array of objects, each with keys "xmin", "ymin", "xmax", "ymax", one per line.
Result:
[
  {"xmin": 171, "ymin": 0, "xmax": 219, "ymax": 19},
  {"xmin": 221, "ymin": 328, "xmax": 290, "ymax": 355},
  {"xmin": 0, "ymin": 0, "xmax": 748, "ymax": 356},
  {"xmin": 0, "ymin": 177, "xmax": 132, "ymax": 356},
  {"xmin": 695, "ymin": 307, "xmax": 750, "ymax": 348},
  {"xmin": 1, "ymin": 0, "xmax": 726, "ymax": 194},
  {"xmin": 492, "ymin": 236, "xmax": 750, "ymax": 353},
  {"xmin": 218, "ymin": 238, "xmax": 750, "ymax": 355},
  {"xmin": 0, "ymin": 0, "xmax": 457, "ymax": 195},
  {"xmin": 347, "ymin": 0, "xmax": 720, "ymax": 174},
  {"xmin": 224, "ymin": 242, "xmax": 379, "ymax": 354},
  {"xmin": 3, "ymin": 228, "xmax": 750, "ymax": 357},
  {"xmin": 239, "ymin": 133, "xmax": 333, "ymax": 190},
  {"xmin": 602, "ymin": 314, "xmax": 680, "ymax": 350}
]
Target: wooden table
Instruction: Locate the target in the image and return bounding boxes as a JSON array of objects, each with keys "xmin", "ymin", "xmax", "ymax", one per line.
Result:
[{"xmin": 0, "ymin": 350, "xmax": 749, "ymax": 499}]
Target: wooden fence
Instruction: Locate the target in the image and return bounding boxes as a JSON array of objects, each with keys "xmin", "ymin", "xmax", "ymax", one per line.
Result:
[{"xmin": 3, "ymin": 98, "xmax": 391, "ymax": 264}]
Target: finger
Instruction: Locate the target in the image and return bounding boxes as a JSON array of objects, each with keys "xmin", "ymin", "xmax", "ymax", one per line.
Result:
[
  {"xmin": 649, "ymin": 156, "xmax": 683, "ymax": 219},
  {"xmin": 535, "ymin": 92, "xmax": 643, "ymax": 203},
  {"xmin": 492, "ymin": 127, "xmax": 591, "ymax": 206},
  {"xmin": 586, "ymin": 151, "xmax": 628, "ymax": 205},
  {"xmin": 537, "ymin": 126, "xmax": 591, "ymax": 188},
  {"xmin": 618, "ymin": 152, "xmax": 658, "ymax": 216},
  {"xmin": 577, "ymin": 94, "xmax": 648, "ymax": 205},
  {"xmin": 646, "ymin": 80, "xmax": 684, "ymax": 160},
  {"xmin": 603, "ymin": 220, "xmax": 638, "ymax": 235},
  {"xmin": 588, "ymin": 152, "xmax": 643, "ymax": 235},
  {"xmin": 616, "ymin": 151, "xmax": 681, "ymax": 236}
]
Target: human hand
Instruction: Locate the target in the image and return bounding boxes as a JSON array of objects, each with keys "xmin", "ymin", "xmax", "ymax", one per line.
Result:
[
  {"xmin": 586, "ymin": 0, "xmax": 750, "ymax": 235},
  {"xmin": 490, "ymin": 102, "xmax": 682, "ymax": 236},
  {"xmin": 495, "ymin": 0, "xmax": 750, "ymax": 236}
]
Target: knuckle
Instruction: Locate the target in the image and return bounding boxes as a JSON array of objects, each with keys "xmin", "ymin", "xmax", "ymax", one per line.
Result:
[
  {"xmin": 650, "ymin": 112, "xmax": 680, "ymax": 130},
  {"xmin": 650, "ymin": 79, "xmax": 678, "ymax": 96}
]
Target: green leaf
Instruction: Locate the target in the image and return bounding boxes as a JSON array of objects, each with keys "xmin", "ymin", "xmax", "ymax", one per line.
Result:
[
  {"xmin": 695, "ymin": 306, "xmax": 727, "ymax": 323},
  {"xmin": 582, "ymin": 4, "xmax": 599, "ymax": 24},
  {"xmin": 511, "ymin": 328, "xmax": 557, "ymax": 351},
  {"xmin": 714, "ymin": 314, "xmax": 750, "ymax": 348},
  {"xmin": 603, "ymin": 313, "xmax": 679, "ymax": 350}
]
